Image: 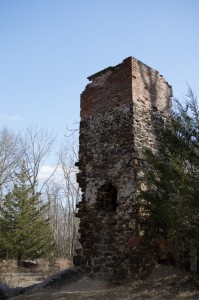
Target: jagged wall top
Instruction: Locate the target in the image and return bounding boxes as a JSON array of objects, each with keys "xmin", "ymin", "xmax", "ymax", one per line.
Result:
[{"xmin": 80, "ymin": 57, "xmax": 172, "ymax": 119}]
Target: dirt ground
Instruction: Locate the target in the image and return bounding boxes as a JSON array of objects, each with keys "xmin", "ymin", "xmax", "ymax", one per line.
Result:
[
  {"xmin": 2, "ymin": 272, "xmax": 47, "ymax": 288},
  {"xmin": 9, "ymin": 264, "xmax": 199, "ymax": 300}
]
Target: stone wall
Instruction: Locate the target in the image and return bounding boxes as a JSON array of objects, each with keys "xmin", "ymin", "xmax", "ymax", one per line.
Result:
[{"xmin": 74, "ymin": 57, "xmax": 172, "ymax": 280}]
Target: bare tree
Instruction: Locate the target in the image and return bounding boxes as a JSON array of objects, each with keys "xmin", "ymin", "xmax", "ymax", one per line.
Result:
[
  {"xmin": 0, "ymin": 127, "xmax": 21, "ymax": 199},
  {"xmin": 45, "ymin": 181, "xmax": 65, "ymax": 256},
  {"xmin": 58, "ymin": 136, "xmax": 81, "ymax": 258},
  {"xmin": 45, "ymin": 134, "xmax": 81, "ymax": 259},
  {"xmin": 19, "ymin": 126, "xmax": 57, "ymax": 195}
]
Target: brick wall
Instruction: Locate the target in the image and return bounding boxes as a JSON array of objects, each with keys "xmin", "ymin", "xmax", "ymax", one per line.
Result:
[
  {"xmin": 80, "ymin": 57, "xmax": 172, "ymax": 119},
  {"xmin": 80, "ymin": 57, "xmax": 132, "ymax": 119},
  {"xmin": 132, "ymin": 58, "xmax": 172, "ymax": 112}
]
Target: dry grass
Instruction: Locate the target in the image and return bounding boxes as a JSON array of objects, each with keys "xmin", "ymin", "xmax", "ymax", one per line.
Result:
[
  {"xmin": 0, "ymin": 259, "xmax": 18, "ymax": 286},
  {"xmin": 0, "ymin": 258, "xmax": 73, "ymax": 288},
  {"xmin": 53, "ymin": 257, "xmax": 73, "ymax": 272},
  {"xmin": 34, "ymin": 257, "xmax": 73, "ymax": 273}
]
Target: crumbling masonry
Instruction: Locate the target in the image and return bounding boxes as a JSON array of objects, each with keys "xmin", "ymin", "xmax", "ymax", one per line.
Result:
[{"xmin": 74, "ymin": 57, "xmax": 172, "ymax": 280}]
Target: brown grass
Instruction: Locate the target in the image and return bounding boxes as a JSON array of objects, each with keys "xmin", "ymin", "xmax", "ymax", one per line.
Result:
[
  {"xmin": 0, "ymin": 259, "xmax": 18, "ymax": 286},
  {"xmin": 34, "ymin": 257, "xmax": 73, "ymax": 273},
  {"xmin": 53, "ymin": 257, "xmax": 73, "ymax": 271},
  {"xmin": 0, "ymin": 258, "xmax": 73, "ymax": 288}
]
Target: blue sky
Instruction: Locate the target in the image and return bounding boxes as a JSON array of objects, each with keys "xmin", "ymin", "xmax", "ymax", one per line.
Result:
[{"xmin": 0, "ymin": 0, "xmax": 199, "ymax": 141}]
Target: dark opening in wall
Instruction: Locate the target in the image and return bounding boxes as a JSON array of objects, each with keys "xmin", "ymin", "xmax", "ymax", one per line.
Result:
[
  {"xmin": 96, "ymin": 183, "xmax": 118, "ymax": 212},
  {"xmin": 111, "ymin": 186, "xmax": 117, "ymax": 211}
]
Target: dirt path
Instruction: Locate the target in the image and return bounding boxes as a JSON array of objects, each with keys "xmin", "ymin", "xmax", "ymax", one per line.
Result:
[{"xmin": 9, "ymin": 264, "xmax": 199, "ymax": 300}]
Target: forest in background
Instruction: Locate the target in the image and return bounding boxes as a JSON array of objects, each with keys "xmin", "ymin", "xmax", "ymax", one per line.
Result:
[{"xmin": 0, "ymin": 125, "xmax": 80, "ymax": 265}]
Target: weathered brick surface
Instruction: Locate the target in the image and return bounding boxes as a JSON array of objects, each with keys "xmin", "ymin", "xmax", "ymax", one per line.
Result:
[
  {"xmin": 74, "ymin": 57, "xmax": 172, "ymax": 280},
  {"xmin": 80, "ymin": 58, "xmax": 132, "ymax": 119},
  {"xmin": 80, "ymin": 57, "xmax": 172, "ymax": 119}
]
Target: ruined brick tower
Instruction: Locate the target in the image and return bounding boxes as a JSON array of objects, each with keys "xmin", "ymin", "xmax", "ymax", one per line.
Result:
[{"xmin": 74, "ymin": 57, "xmax": 172, "ymax": 280}]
